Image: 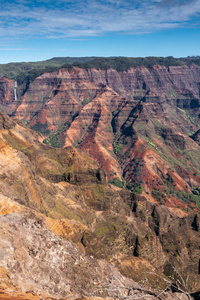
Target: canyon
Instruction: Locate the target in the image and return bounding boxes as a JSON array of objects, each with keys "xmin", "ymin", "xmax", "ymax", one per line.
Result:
[
  {"xmin": 1, "ymin": 63, "xmax": 200, "ymax": 209},
  {"xmin": 0, "ymin": 58, "xmax": 200, "ymax": 299}
]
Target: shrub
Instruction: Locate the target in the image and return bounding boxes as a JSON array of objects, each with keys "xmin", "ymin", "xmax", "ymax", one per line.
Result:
[
  {"xmin": 151, "ymin": 189, "xmax": 166, "ymax": 202},
  {"xmin": 108, "ymin": 178, "xmax": 124, "ymax": 188},
  {"xmin": 126, "ymin": 183, "xmax": 143, "ymax": 194}
]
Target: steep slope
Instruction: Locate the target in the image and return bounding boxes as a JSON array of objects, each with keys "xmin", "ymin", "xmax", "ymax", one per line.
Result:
[
  {"xmin": 0, "ymin": 112, "xmax": 144, "ymax": 299},
  {"xmin": 0, "ymin": 111, "xmax": 200, "ymax": 299},
  {"xmin": 1, "ymin": 64, "xmax": 200, "ymax": 212}
]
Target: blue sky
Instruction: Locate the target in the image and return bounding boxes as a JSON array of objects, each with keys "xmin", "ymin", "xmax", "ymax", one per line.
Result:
[{"xmin": 0, "ymin": 0, "xmax": 200, "ymax": 63}]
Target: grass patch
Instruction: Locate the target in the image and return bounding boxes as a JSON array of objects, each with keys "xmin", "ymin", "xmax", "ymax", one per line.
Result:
[
  {"xmin": 109, "ymin": 178, "xmax": 124, "ymax": 188},
  {"xmin": 44, "ymin": 130, "xmax": 65, "ymax": 148},
  {"xmin": 151, "ymin": 189, "xmax": 167, "ymax": 203}
]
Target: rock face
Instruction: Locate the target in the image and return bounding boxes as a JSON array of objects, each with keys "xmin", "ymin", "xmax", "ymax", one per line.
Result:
[
  {"xmin": 4, "ymin": 65, "xmax": 200, "ymax": 123},
  {"xmin": 0, "ymin": 77, "xmax": 15, "ymax": 106},
  {"xmin": 1, "ymin": 65, "xmax": 200, "ymax": 211},
  {"xmin": 0, "ymin": 211, "xmax": 193, "ymax": 300},
  {"xmin": 0, "ymin": 212, "xmax": 136, "ymax": 299},
  {"xmin": 0, "ymin": 112, "xmax": 199, "ymax": 299}
]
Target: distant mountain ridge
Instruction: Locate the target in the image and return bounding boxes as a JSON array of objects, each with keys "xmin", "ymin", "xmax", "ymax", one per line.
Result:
[{"xmin": 1, "ymin": 55, "xmax": 200, "ymax": 86}]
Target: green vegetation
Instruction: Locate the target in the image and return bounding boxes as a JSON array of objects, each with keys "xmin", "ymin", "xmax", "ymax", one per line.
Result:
[
  {"xmin": 30, "ymin": 122, "xmax": 50, "ymax": 136},
  {"xmin": 49, "ymin": 198, "xmax": 83, "ymax": 222},
  {"xmin": 95, "ymin": 223, "xmax": 116, "ymax": 243},
  {"xmin": 16, "ymin": 66, "xmax": 60, "ymax": 86},
  {"xmin": 179, "ymin": 55, "xmax": 200, "ymax": 66},
  {"xmin": 44, "ymin": 130, "xmax": 65, "ymax": 148},
  {"xmin": 108, "ymin": 178, "xmax": 124, "ymax": 188},
  {"xmin": 45, "ymin": 56, "xmax": 97, "ymax": 64},
  {"xmin": 148, "ymin": 141, "xmax": 159, "ymax": 151},
  {"xmin": 192, "ymin": 187, "xmax": 200, "ymax": 196},
  {"xmin": 82, "ymin": 97, "xmax": 91, "ymax": 106},
  {"xmin": 173, "ymin": 190, "xmax": 200, "ymax": 211},
  {"xmin": 0, "ymin": 57, "xmax": 96, "ymax": 83},
  {"xmin": 126, "ymin": 183, "xmax": 143, "ymax": 194},
  {"xmin": 63, "ymin": 56, "xmax": 184, "ymax": 72},
  {"xmin": 151, "ymin": 189, "xmax": 167, "ymax": 203},
  {"xmin": 161, "ymin": 173, "xmax": 176, "ymax": 195},
  {"xmin": 2, "ymin": 56, "xmax": 200, "ymax": 87},
  {"xmin": 82, "ymin": 90, "xmax": 96, "ymax": 106},
  {"xmin": 113, "ymin": 142, "xmax": 124, "ymax": 155}
]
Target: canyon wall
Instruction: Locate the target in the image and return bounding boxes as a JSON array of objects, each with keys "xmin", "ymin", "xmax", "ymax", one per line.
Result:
[{"xmin": 1, "ymin": 65, "xmax": 200, "ymax": 210}]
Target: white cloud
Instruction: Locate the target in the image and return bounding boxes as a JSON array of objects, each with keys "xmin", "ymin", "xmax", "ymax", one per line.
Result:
[{"xmin": 0, "ymin": 0, "xmax": 200, "ymax": 39}]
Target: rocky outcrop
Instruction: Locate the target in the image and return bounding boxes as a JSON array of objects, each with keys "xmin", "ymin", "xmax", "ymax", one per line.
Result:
[
  {"xmin": 0, "ymin": 111, "xmax": 15, "ymax": 130},
  {"xmin": 0, "ymin": 77, "xmax": 15, "ymax": 105},
  {"xmin": 1, "ymin": 211, "xmax": 194, "ymax": 300},
  {"xmin": 0, "ymin": 211, "xmax": 135, "ymax": 299},
  {"xmin": 128, "ymin": 195, "xmax": 200, "ymax": 292},
  {"xmin": 191, "ymin": 129, "xmax": 200, "ymax": 145}
]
